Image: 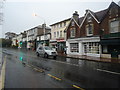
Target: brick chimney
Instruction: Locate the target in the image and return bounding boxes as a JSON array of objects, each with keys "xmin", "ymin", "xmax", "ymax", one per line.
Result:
[{"xmin": 73, "ymin": 11, "xmax": 79, "ymax": 23}]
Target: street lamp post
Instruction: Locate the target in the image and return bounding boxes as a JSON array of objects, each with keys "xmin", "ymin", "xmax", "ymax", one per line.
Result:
[
  {"xmin": 43, "ymin": 23, "xmax": 46, "ymax": 46},
  {"xmin": 33, "ymin": 13, "xmax": 46, "ymax": 46}
]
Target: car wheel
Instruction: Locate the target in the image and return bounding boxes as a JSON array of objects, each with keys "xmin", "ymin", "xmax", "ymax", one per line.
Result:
[
  {"xmin": 36, "ymin": 52, "xmax": 39, "ymax": 57},
  {"xmin": 53, "ymin": 56, "xmax": 56, "ymax": 59},
  {"xmin": 44, "ymin": 53, "xmax": 48, "ymax": 58}
]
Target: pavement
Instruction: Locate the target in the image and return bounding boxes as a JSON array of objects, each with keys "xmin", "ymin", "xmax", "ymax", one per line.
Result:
[{"xmin": 58, "ymin": 52, "xmax": 120, "ymax": 64}]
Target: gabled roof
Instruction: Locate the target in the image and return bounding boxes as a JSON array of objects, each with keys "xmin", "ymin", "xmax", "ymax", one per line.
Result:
[
  {"xmin": 66, "ymin": 2, "xmax": 120, "ymax": 31},
  {"xmin": 64, "ymin": 17, "xmax": 80, "ymax": 32},
  {"xmin": 79, "ymin": 2, "xmax": 120, "ymax": 27},
  {"xmin": 108, "ymin": 1, "xmax": 120, "ymax": 9},
  {"xmin": 80, "ymin": 9, "xmax": 101, "ymax": 27}
]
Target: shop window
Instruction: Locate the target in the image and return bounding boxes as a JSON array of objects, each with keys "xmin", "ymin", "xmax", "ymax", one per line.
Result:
[
  {"xmin": 86, "ymin": 24, "xmax": 94, "ymax": 36},
  {"xmin": 110, "ymin": 19, "xmax": 119, "ymax": 33},
  {"xmin": 103, "ymin": 45, "xmax": 108, "ymax": 53},
  {"xmin": 83, "ymin": 42, "xmax": 100, "ymax": 54},
  {"xmin": 70, "ymin": 43, "xmax": 79, "ymax": 53}
]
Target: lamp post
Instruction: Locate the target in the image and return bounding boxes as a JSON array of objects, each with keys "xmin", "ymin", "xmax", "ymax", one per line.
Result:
[{"xmin": 33, "ymin": 13, "xmax": 46, "ymax": 46}]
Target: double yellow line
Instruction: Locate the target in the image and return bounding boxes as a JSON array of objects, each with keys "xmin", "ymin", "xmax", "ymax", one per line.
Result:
[
  {"xmin": 47, "ymin": 74, "xmax": 62, "ymax": 81},
  {"xmin": 15, "ymin": 56, "xmax": 44, "ymax": 73},
  {"xmin": 15, "ymin": 56, "xmax": 84, "ymax": 89},
  {"xmin": 47, "ymin": 74, "xmax": 84, "ymax": 89},
  {"xmin": 73, "ymin": 85, "xmax": 85, "ymax": 90}
]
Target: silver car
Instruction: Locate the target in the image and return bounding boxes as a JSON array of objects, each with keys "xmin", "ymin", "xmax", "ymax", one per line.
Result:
[{"xmin": 36, "ymin": 45, "xmax": 57, "ymax": 59}]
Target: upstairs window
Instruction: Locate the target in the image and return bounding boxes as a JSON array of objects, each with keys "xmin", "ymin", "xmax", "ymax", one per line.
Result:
[
  {"xmin": 54, "ymin": 32, "xmax": 56, "ymax": 38},
  {"xmin": 86, "ymin": 24, "xmax": 94, "ymax": 36},
  {"xmin": 110, "ymin": 19, "xmax": 120, "ymax": 33},
  {"xmin": 57, "ymin": 31, "xmax": 59, "ymax": 38},
  {"xmin": 71, "ymin": 21, "xmax": 75, "ymax": 26},
  {"xmin": 70, "ymin": 28, "xmax": 75, "ymax": 37},
  {"xmin": 60, "ymin": 23, "xmax": 62, "ymax": 27},
  {"xmin": 64, "ymin": 22, "xmax": 66, "ymax": 26},
  {"xmin": 60, "ymin": 31, "xmax": 62, "ymax": 37},
  {"xmin": 109, "ymin": 7, "xmax": 118, "ymax": 17},
  {"xmin": 87, "ymin": 14, "xmax": 92, "ymax": 22}
]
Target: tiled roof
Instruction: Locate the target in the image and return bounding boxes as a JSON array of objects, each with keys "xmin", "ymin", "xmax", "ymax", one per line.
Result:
[
  {"xmin": 78, "ymin": 17, "xmax": 84, "ymax": 25},
  {"xmin": 95, "ymin": 9, "xmax": 108, "ymax": 22},
  {"xmin": 78, "ymin": 2, "xmax": 120, "ymax": 25}
]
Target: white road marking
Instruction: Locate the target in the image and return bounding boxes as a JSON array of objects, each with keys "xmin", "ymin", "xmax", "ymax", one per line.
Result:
[
  {"xmin": 96, "ymin": 68, "xmax": 120, "ymax": 75},
  {"xmin": 0, "ymin": 55, "xmax": 7, "ymax": 89}
]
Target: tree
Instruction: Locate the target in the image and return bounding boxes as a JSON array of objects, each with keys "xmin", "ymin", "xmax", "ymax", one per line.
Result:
[{"xmin": 0, "ymin": 38, "xmax": 12, "ymax": 47}]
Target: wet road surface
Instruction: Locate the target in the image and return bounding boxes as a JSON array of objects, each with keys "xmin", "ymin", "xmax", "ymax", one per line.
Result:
[{"xmin": 1, "ymin": 48, "xmax": 120, "ymax": 88}]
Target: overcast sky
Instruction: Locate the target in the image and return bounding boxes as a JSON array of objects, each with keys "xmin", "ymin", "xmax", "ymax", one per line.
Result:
[{"xmin": 1, "ymin": 0, "xmax": 120, "ymax": 38}]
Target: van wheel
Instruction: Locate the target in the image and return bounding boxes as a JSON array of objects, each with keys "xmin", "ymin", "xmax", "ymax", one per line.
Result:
[
  {"xmin": 44, "ymin": 53, "xmax": 48, "ymax": 58},
  {"xmin": 36, "ymin": 52, "xmax": 39, "ymax": 57}
]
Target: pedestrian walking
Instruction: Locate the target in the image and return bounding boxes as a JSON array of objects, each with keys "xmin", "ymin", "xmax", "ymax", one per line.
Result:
[{"xmin": 64, "ymin": 47, "xmax": 67, "ymax": 54}]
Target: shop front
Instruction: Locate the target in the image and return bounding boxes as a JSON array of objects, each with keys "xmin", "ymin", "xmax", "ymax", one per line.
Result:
[
  {"xmin": 66, "ymin": 37, "xmax": 101, "ymax": 57},
  {"xmin": 100, "ymin": 38, "xmax": 120, "ymax": 59},
  {"xmin": 57, "ymin": 39, "xmax": 66, "ymax": 53}
]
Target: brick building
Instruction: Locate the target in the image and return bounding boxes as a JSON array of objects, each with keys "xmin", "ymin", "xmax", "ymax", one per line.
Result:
[{"xmin": 66, "ymin": 2, "xmax": 120, "ymax": 59}]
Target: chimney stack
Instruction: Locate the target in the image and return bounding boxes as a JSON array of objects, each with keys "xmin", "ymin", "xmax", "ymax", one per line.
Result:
[{"xmin": 73, "ymin": 11, "xmax": 79, "ymax": 22}]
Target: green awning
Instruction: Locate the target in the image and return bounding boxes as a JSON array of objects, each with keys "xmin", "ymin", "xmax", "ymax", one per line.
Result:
[{"xmin": 100, "ymin": 38, "xmax": 120, "ymax": 45}]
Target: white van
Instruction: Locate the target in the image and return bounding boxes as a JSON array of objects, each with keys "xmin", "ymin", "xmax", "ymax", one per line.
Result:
[{"xmin": 36, "ymin": 45, "xmax": 57, "ymax": 59}]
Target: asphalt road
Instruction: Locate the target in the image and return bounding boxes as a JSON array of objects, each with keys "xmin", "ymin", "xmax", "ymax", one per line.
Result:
[{"xmin": 1, "ymin": 48, "xmax": 120, "ymax": 88}]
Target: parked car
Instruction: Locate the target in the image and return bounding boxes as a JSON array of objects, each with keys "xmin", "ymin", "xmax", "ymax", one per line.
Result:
[{"xmin": 36, "ymin": 45, "xmax": 57, "ymax": 59}]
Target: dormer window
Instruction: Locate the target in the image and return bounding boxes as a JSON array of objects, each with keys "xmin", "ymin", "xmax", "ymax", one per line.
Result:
[
  {"xmin": 70, "ymin": 28, "xmax": 75, "ymax": 37},
  {"xmin": 71, "ymin": 21, "xmax": 75, "ymax": 26},
  {"xmin": 87, "ymin": 14, "xmax": 92, "ymax": 22},
  {"xmin": 86, "ymin": 24, "xmax": 94, "ymax": 36},
  {"xmin": 110, "ymin": 19, "xmax": 120, "ymax": 33},
  {"xmin": 109, "ymin": 7, "xmax": 118, "ymax": 17}
]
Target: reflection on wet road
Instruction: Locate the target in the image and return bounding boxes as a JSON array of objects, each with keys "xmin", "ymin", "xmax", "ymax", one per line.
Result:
[{"xmin": 2, "ymin": 48, "xmax": 120, "ymax": 88}]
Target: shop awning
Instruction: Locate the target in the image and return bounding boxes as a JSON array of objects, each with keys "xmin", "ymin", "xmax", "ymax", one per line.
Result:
[{"xmin": 100, "ymin": 38, "xmax": 120, "ymax": 45}]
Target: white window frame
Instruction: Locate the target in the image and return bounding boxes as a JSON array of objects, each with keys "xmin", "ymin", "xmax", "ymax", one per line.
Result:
[
  {"xmin": 70, "ymin": 28, "xmax": 75, "ymax": 38},
  {"xmin": 71, "ymin": 21, "xmax": 75, "ymax": 26},
  {"xmin": 109, "ymin": 19, "xmax": 120, "ymax": 33},
  {"xmin": 64, "ymin": 22, "xmax": 66, "ymax": 26},
  {"xmin": 70, "ymin": 43, "xmax": 79, "ymax": 53},
  {"xmin": 60, "ymin": 31, "xmax": 62, "ymax": 37},
  {"xmin": 54, "ymin": 32, "xmax": 56, "ymax": 38},
  {"xmin": 87, "ymin": 14, "xmax": 92, "ymax": 23},
  {"xmin": 86, "ymin": 24, "xmax": 93, "ymax": 36},
  {"xmin": 57, "ymin": 31, "xmax": 59, "ymax": 38},
  {"xmin": 83, "ymin": 42, "xmax": 100, "ymax": 54}
]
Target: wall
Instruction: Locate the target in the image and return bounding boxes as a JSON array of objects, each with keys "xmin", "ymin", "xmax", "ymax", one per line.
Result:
[{"xmin": 51, "ymin": 20, "xmax": 70, "ymax": 40}]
